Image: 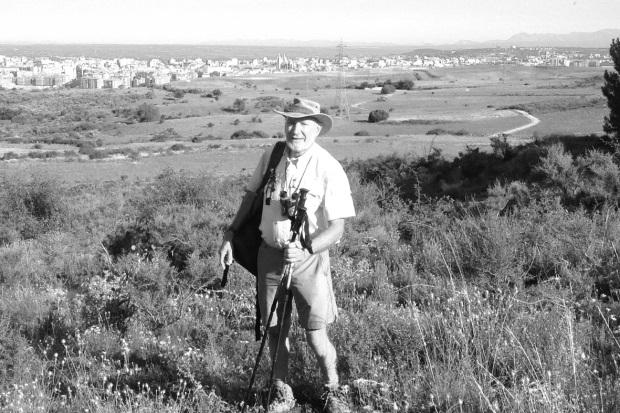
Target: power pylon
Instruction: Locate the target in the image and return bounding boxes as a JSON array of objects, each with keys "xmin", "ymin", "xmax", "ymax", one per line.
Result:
[{"xmin": 335, "ymin": 40, "xmax": 350, "ymax": 120}]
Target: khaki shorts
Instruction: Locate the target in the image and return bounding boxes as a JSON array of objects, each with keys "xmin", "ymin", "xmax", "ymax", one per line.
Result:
[{"xmin": 257, "ymin": 242, "xmax": 337, "ymax": 330}]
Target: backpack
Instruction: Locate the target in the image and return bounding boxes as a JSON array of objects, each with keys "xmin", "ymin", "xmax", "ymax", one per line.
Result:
[{"xmin": 224, "ymin": 141, "xmax": 286, "ymax": 340}]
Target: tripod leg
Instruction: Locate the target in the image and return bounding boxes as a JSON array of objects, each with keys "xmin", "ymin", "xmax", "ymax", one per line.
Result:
[
  {"xmin": 241, "ymin": 279, "xmax": 285, "ymax": 413},
  {"xmin": 265, "ymin": 288, "xmax": 293, "ymax": 412}
]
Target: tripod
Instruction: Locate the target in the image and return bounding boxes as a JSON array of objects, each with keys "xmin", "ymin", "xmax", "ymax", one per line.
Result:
[{"xmin": 241, "ymin": 189, "xmax": 309, "ymax": 413}]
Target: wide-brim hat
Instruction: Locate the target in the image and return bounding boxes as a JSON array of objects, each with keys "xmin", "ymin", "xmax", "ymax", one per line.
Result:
[{"xmin": 273, "ymin": 98, "xmax": 332, "ymax": 136}]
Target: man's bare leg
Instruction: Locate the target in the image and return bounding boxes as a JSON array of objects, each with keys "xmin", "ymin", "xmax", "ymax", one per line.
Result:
[{"xmin": 306, "ymin": 328, "xmax": 339, "ymax": 388}]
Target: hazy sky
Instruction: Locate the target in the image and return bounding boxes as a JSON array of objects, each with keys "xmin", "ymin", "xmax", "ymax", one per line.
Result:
[{"xmin": 1, "ymin": 0, "xmax": 619, "ymax": 45}]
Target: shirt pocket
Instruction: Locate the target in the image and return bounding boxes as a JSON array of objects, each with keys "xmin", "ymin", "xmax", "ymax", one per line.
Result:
[{"xmin": 301, "ymin": 182, "xmax": 323, "ymax": 215}]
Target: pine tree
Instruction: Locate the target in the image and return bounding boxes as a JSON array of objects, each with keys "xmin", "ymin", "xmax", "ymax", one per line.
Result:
[{"xmin": 602, "ymin": 38, "xmax": 620, "ymax": 149}]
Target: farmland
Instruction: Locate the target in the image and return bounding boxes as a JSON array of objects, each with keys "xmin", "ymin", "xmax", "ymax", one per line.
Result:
[{"xmin": 1, "ymin": 64, "xmax": 620, "ymax": 412}]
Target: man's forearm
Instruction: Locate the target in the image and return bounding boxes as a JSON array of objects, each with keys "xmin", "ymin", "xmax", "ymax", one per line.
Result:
[{"xmin": 306, "ymin": 219, "xmax": 345, "ymax": 254}]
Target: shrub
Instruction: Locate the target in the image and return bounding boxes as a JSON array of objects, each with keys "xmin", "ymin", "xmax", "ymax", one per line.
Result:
[
  {"xmin": 27, "ymin": 151, "xmax": 60, "ymax": 159},
  {"xmin": 169, "ymin": 144, "xmax": 189, "ymax": 151},
  {"xmin": 426, "ymin": 128, "xmax": 469, "ymax": 136},
  {"xmin": 380, "ymin": 84, "xmax": 396, "ymax": 94},
  {"xmin": 230, "ymin": 130, "xmax": 269, "ymax": 139},
  {"xmin": 223, "ymin": 98, "xmax": 247, "ymax": 113},
  {"xmin": 1, "ymin": 152, "xmax": 20, "ymax": 161},
  {"xmin": 394, "ymin": 79, "xmax": 414, "ymax": 90},
  {"xmin": 254, "ymin": 96, "xmax": 284, "ymax": 111},
  {"xmin": 0, "ymin": 107, "xmax": 24, "ymax": 121},
  {"xmin": 151, "ymin": 128, "xmax": 182, "ymax": 142},
  {"xmin": 191, "ymin": 134, "xmax": 219, "ymax": 143},
  {"xmin": 368, "ymin": 110, "xmax": 389, "ymax": 123},
  {"xmin": 136, "ymin": 103, "xmax": 160, "ymax": 122},
  {"xmin": 602, "ymin": 38, "xmax": 620, "ymax": 152},
  {"xmin": 0, "ymin": 175, "xmax": 66, "ymax": 238}
]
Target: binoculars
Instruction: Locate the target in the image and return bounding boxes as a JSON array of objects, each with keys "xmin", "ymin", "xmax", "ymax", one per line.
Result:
[{"xmin": 279, "ymin": 190, "xmax": 299, "ymax": 220}]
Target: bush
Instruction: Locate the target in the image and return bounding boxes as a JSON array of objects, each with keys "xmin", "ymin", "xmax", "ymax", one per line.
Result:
[
  {"xmin": 0, "ymin": 107, "xmax": 24, "ymax": 121},
  {"xmin": 136, "ymin": 103, "xmax": 160, "ymax": 123},
  {"xmin": 223, "ymin": 98, "xmax": 247, "ymax": 113},
  {"xmin": 368, "ymin": 110, "xmax": 389, "ymax": 123},
  {"xmin": 169, "ymin": 144, "xmax": 189, "ymax": 151},
  {"xmin": 151, "ymin": 128, "xmax": 182, "ymax": 142},
  {"xmin": 254, "ymin": 96, "xmax": 284, "ymax": 111},
  {"xmin": 0, "ymin": 176, "xmax": 66, "ymax": 238},
  {"xmin": 602, "ymin": 38, "xmax": 620, "ymax": 152},
  {"xmin": 230, "ymin": 130, "xmax": 269, "ymax": 139},
  {"xmin": 1, "ymin": 152, "xmax": 20, "ymax": 161},
  {"xmin": 380, "ymin": 84, "xmax": 396, "ymax": 94},
  {"xmin": 426, "ymin": 128, "xmax": 469, "ymax": 136},
  {"xmin": 394, "ymin": 79, "xmax": 414, "ymax": 90},
  {"xmin": 191, "ymin": 134, "xmax": 219, "ymax": 143}
]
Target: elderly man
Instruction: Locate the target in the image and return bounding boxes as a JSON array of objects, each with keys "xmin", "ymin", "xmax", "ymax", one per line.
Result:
[{"xmin": 219, "ymin": 98, "xmax": 355, "ymax": 412}]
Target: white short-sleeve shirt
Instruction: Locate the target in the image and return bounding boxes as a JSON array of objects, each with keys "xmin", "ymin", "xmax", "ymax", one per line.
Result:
[{"xmin": 246, "ymin": 143, "xmax": 356, "ymax": 249}]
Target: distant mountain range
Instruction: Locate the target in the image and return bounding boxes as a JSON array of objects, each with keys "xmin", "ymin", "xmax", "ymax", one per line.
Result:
[
  {"xmin": 0, "ymin": 30, "xmax": 618, "ymax": 59},
  {"xmin": 446, "ymin": 29, "xmax": 620, "ymax": 49},
  {"xmin": 199, "ymin": 29, "xmax": 620, "ymax": 50}
]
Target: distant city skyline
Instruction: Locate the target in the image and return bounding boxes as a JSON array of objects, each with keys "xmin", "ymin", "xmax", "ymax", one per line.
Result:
[{"xmin": 1, "ymin": 0, "xmax": 620, "ymax": 46}]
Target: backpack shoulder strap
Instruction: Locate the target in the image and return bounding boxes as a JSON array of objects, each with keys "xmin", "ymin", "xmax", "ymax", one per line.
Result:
[{"xmin": 257, "ymin": 141, "xmax": 286, "ymax": 191}]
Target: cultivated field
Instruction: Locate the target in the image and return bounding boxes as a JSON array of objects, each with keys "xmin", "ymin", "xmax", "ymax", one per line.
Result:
[{"xmin": 1, "ymin": 65, "xmax": 619, "ymax": 413}]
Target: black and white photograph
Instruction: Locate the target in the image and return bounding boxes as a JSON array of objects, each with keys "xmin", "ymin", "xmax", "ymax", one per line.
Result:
[{"xmin": 1, "ymin": 0, "xmax": 620, "ymax": 411}]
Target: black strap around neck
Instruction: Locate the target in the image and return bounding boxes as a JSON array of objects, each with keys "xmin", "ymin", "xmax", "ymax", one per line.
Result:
[{"xmin": 258, "ymin": 141, "xmax": 286, "ymax": 192}]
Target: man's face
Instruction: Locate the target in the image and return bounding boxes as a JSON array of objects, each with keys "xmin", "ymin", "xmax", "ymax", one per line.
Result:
[{"xmin": 284, "ymin": 118, "xmax": 321, "ymax": 157}]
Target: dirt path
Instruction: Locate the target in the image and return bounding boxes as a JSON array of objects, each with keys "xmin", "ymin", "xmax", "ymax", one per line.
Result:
[{"xmin": 500, "ymin": 110, "xmax": 540, "ymax": 135}]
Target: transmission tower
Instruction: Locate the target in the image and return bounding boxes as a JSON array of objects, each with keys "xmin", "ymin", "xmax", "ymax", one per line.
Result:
[{"xmin": 335, "ymin": 40, "xmax": 351, "ymax": 120}]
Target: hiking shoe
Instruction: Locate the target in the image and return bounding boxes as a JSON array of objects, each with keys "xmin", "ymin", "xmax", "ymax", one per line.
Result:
[
  {"xmin": 321, "ymin": 385, "xmax": 351, "ymax": 413},
  {"xmin": 267, "ymin": 380, "xmax": 296, "ymax": 413}
]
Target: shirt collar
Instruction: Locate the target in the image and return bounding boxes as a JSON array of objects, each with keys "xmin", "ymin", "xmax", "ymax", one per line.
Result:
[{"xmin": 286, "ymin": 143, "xmax": 317, "ymax": 166}]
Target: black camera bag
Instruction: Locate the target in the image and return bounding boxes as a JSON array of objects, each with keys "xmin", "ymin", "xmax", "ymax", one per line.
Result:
[{"xmin": 231, "ymin": 141, "xmax": 286, "ymax": 276}]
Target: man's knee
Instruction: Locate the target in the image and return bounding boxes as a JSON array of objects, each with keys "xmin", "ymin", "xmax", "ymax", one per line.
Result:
[{"xmin": 305, "ymin": 328, "xmax": 329, "ymax": 353}]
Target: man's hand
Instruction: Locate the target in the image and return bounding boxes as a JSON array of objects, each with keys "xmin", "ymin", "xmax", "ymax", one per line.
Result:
[
  {"xmin": 219, "ymin": 230, "xmax": 234, "ymax": 269},
  {"xmin": 284, "ymin": 240, "xmax": 309, "ymax": 264}
]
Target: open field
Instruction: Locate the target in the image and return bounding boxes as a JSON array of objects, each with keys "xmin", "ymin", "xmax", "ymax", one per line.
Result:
[
  {"xmin": 1, "ymin": 136, "xmax": 620, "ymax": 412},
  {"xmin": 1, "ymin": 64, "xmax": 620, "ymax": 412},
  {"xmin": 0, "ymin": 64, "xmax": 609, "ymax": 182}
]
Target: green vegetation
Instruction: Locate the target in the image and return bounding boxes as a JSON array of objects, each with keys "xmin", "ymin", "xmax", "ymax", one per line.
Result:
[
  {"xmin": 0, "ymin": 63, "xmax": 615, "ymax": 411},
  {"xmin": 1, "ymin": 134, "xmax": 620, "ymax": 411},
  {"xmin": 224, "ymin": 98, "xmax": 248, "ymax": 114},
  {"xmin": 137, "ymin": 103, "xmax": 161, "ymax": 123},
  {"xmin": 151, "ymin": 128, "xmax": 183, "ymax": 142},
  {"xmin": 499, "ymin": 97, "xmax": 605, "ymax": 114},
  {"xmin": 380, "ymin": 84, "xmax": 396, "ymax": 94},
  {"xmin": 602, "ymin": 38, "xmax": 620, "ymax": 151},
  {"xmin": 368, "ymin": 109, "xmax": 389, "ymax": 123},
  {"xmin": 351, "ymin": 79, "xmax": 415, "ymax": 91},
  {"xmin": 426, "ymin": 128, "xmax": 470, "ymax": 136},
  {"xmin": 230, "ymin": 130, "xmax": 270, "ymax": 139}
]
